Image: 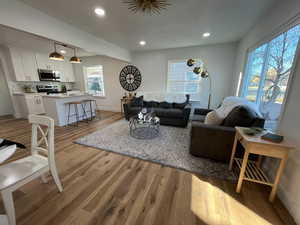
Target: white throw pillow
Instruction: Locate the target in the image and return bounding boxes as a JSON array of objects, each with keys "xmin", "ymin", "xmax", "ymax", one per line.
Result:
[{"xmin": 204, "ymin": 111, "xmax": 223, "ymax": 125}]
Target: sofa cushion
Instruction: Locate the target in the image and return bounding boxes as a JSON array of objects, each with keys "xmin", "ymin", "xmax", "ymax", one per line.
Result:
[
  {"xmin": 144, "ymin": 101, "xmax": 159, "ymax": 108},
  {"xmin": 222, "ymin": 105, "xmax": 258, "ymax": 128},
  {"xmin": 159, "ymin": 101, "xmax": 173, "ymax": 109},
  {"xmin": 173, "ymin": 102, "xmax": 187, "ymax": 109},
  {"xmin": 130, "ymin": 96, "xmax": 143, "ymax": 107},
  {"xmin": 154, "ymin": 108, "xmax": 184, "ymax": 119},
  {"xmin": 193, "ymin": 114, "xmax": 206, "ymax": 122}
]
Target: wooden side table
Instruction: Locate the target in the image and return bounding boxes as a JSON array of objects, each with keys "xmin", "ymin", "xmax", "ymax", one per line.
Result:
[{"xmin": 229, "ymin": 127, "xmax": 294, "ymax": 202}]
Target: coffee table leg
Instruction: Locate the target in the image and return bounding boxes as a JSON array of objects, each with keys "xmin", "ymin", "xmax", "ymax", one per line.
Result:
[{"xmin": 236, "ymin": 150, "xmax": 249, "ymax": 193}]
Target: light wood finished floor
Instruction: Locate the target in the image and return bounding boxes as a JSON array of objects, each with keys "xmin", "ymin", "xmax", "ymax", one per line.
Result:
[{"xmin": 0, "ymin": 112, "xmax": 296, "ymax": 225}]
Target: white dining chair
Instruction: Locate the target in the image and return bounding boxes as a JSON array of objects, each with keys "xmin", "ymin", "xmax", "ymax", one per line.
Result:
[{"xmin": 0, "ymin": 115, "xmax": 63, "ymax": 225}]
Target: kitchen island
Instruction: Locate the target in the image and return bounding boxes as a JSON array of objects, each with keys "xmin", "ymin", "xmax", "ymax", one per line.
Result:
[{"xmin": 43, "ymin": 94, "xmax": 96, "ymax": 126}]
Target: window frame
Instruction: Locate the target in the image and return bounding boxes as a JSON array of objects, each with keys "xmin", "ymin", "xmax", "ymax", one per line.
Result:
[
  {"xmin": 166, "ymin": 59, "xmax": 202, "ymax": 98},
  {"xmin": 83, "ymin": 65, "xmax": 106, "ymax": 97},
  {"xmin": 239, "ymin": 23, "xmax": 300, "ymax": 131}
]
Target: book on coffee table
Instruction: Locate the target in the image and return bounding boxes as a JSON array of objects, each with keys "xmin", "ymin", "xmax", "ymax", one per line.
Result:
[{"xmin": 261, "ymin": 133, "xmax": 284, "ymax": 143}]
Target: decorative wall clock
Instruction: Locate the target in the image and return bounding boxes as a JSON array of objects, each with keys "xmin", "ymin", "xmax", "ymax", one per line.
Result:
[{"xmin": 119, "ymin": 65, "xmax": 142, "ymax": 92}]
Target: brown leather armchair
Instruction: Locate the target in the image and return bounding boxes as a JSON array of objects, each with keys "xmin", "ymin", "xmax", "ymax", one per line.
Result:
[{"xmin": 190, "ymin": 106, "xmax": 265, "ymax": 162}]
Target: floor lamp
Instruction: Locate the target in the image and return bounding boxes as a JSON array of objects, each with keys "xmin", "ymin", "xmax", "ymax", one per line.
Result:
[{"xmin": 187, "ymin": 59, "xmax": 212, "ymax": 109}]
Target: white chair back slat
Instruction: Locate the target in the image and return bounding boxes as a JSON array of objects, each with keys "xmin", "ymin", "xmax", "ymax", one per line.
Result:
[{"xmin": 29, "ymin": 115, "xmax": 55, "ymax": 165}]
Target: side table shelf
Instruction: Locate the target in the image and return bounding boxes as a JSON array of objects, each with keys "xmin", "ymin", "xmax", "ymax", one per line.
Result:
[{"xmin": 233, "ymin": 158, "xmax": 272, "ymax": 186}]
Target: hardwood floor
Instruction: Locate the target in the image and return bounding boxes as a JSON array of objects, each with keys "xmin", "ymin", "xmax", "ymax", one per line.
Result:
[{"xmin": 0, "ymin": 111, "xmax": 296, "ymax": 225}]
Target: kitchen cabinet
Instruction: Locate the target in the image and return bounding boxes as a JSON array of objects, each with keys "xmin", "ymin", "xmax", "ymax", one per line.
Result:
[
  {"xmin": 14, "ymin": 94, "xmax": 45, "ymax": 118},
  {"xmin": 9, "ymin": 46, "xmax": 75, "ymax": 83},
  {"xmin": 9, "ymin": 47, "xmax": 25, "ymax": 81},
  {"xmin": 36, "ymin": 53, "xmax": 55, "ymax": 70},
  {"xmin": 20, "ymin": 49, "xmax": 39, "ymax": 81},
  {"xmin": 9, "ymin": 46, "xmax": 39, "ymax": 81},
  {"xmin": 61, "ymin": 61, "xmax": 75, "ymax": 82}
]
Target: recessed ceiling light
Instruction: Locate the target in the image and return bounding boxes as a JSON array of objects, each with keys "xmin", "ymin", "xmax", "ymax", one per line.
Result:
[
  {"xmin": 139, "ymin": 41, "xmax": 146, "ymax": 46},
  {"xmin": 60, "ymin": 50, "xmax": 66, "ymax": 54},
  {"xmin": 203, "ymin": 32, "xmax": 211, "ymax": 37},
  {"xmin": 94, "ymin": 7, "xmax": 106, "ymax": 17}
]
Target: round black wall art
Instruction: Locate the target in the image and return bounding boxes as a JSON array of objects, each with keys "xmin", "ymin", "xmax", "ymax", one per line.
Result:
[{"xmin": 119, "ymin": 65, "xmax": 142, "ymax": 91}]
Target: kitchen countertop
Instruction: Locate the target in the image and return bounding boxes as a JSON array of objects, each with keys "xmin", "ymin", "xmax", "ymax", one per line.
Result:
[
  {"xmin": 13, "ymin": 91, "xmax": 86, "ymax": 98},
  {"xmin": 42, "ymin": 93, "xmax": 92, "ymax": 99}
]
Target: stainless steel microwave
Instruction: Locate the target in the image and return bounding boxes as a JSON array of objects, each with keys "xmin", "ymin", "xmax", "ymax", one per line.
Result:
[{"xmin": 38, "ymin": 69, "xmax": 61, "ymax": 82}]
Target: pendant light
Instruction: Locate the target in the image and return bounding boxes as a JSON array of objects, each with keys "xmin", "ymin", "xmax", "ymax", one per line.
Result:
[
  {"xmin": 70, "ymin": 48, "xmax": 82, "ymax": 64},
  {"xmin": 49, "ymin": 43, "xmax": 64, "ymax": 61}
]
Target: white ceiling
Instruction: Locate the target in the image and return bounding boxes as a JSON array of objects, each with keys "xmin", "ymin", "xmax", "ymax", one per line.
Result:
[
  {"xmin": 17, "ymin": 0, "xmax": 276, "ymax": 51},
  {"xmin": 0, "ymin": 25, "xmax": 94, "ymax": 57}
]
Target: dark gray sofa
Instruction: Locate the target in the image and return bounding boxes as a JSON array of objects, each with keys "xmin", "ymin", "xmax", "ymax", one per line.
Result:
[
  {"xmin": 124, "ymin": 95, "xmax": 191, "ymax": 127},
  {"xmin": 190, "ymin": 105, "xmax": 265, "ymax": 162}
]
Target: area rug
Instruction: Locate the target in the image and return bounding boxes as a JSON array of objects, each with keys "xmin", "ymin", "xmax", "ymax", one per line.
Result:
[{"xmin": 75, "ymin": 120, "xmax": 235, "ymax": 180}]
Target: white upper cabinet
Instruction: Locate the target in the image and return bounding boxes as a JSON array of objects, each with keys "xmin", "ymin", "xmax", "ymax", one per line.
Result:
[
  {"xmin": 9, "ymin": 46, "xmax": 39, "ymax": 82},
  {"xmin": 9, "ymin": 46, "xmax": 25, "ymax": 81},
  {"xmin": 9, "ymin": 46, "xmax": 75, "ymax": 83},
  {"xmin": 20, "ymin": 49, "xmax": 39, "ymax": 81},
  {"xmin": 36, "ymin": 53, "xmax": 54, "ymax": 70},
  {"xmin": 62, "ymin": 60, "xmax": 75, "ymax": 82}
]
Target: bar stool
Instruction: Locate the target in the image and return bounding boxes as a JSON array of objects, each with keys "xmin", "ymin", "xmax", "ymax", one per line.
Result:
[
  {"xmin": 65, "ymin": 101, "xmax": 88, "ymax": 126},
  {"xmin": 82, "ymin": 99, "xmax": 100, "ymax": 121}
]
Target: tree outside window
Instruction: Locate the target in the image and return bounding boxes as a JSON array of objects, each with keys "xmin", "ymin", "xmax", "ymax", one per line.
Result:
[{"xmin": 242, "ymin": 24, "xmax": 300, "ymax": 130}]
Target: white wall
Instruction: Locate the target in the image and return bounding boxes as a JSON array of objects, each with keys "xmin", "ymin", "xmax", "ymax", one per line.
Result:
[
  {"xmin": 0, "ymin": 62, "xmax": 13, "ymax": 116},
  {"xmin": 0, "ymin": 45, "xmax": 22, "ymax": 117},
  {"xmin": 233, "ymin": 0, "xmax": 300, "ymax": 223},
  {"xmin": 0, "ymin": 0, "xmax": 131, "ymax": 62},
  {"xmin": 73, "ymin": 56, "xmax": 128, "ymax": 112},
  {"xmin": 132, "ymin": 43, "xmax": 237, "ymax": 108}
]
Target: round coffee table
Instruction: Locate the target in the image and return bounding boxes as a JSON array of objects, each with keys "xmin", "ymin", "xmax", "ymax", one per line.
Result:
[{"xmin": 129, "ymin": 116, "xmax": 160, "ymax": 139}]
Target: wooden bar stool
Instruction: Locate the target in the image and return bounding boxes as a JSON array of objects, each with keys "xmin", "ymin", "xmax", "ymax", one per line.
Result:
[
  {"xmin": 82, "ymin": 99, "xmax": 100, "ymax": 121},
  {"xmin": 65, "ymin": 101, "xmax": 88, "ymax": 126}
]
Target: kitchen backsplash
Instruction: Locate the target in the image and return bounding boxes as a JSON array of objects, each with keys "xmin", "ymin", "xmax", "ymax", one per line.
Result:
[{"xmin": 10, "ymin": 81, "xmax": 75, "ymax": 93}]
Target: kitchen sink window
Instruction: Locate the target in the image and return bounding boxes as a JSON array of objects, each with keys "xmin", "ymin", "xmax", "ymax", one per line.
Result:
[{"xmin": 84, "ymin": 65, "xmax": 105, "ymax": 97}]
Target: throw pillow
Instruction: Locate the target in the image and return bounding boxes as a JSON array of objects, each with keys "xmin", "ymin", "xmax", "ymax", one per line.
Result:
[
  {"xmin": 130, "ymin": 96, "xmax": 143, "ymax": 107},
  {"xmin": 160, "ymin": 101, "xmax": 173, "ymax": 109},
  {"xmin": 222, "ymin": 105, "xmax": 258, "ymax": 127},
  {"xmin": 204, "ymin": 110, "xmax": 223, "ymax": 125}
]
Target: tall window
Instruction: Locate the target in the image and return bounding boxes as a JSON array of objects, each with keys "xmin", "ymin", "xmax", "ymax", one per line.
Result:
[
  {"xmin": 167, "ymin": 59, "xmax": 202, "ymax": 100},
  {"xmin": 85, "ymin": 65, "xmax": 105, "ymax": 97},
  {"xmin": 241, "ymin": 24, "xmax": 300, "ymax": 130}
]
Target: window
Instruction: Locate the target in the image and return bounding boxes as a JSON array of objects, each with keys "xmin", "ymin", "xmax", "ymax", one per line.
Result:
[
  {"xmin": 167, "ymin": 59, "xmax": 202, "ymax": 100},
  {"xmin": 241, "ymin": 24, "xmax": 300, "ymax": 130},
  {"xmin": 85, "ymin": 65, "xmax": 105, "ymax": 97}
]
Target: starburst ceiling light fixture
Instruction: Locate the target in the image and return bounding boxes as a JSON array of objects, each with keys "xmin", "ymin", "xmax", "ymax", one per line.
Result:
[{"xmin": 124, "ymin": 0, "xmax": 171, "ymax": 14}]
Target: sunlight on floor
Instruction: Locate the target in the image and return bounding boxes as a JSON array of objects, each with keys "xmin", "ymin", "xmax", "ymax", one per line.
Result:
[{"xmin": 190, "ymin": 175, "xmax": 272, "ymax": 225}]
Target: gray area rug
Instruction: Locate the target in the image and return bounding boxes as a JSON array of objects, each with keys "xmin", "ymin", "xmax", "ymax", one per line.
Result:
[{"xmin": 75, "ymin": 120, "xmax": 235, "ymax": 180}]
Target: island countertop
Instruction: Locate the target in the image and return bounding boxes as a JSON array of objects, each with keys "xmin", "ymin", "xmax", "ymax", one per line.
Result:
[{"xmin": 42, "ymin": 93, "xmax": 93, "ymax": 98}]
